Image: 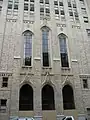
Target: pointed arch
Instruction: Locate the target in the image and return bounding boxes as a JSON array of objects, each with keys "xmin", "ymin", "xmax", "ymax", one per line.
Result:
[
  {"xmin": 23, "ymin": 30, "xmax": 33, "ymax": 66},
  {"xmin": 58, "ymin": 33, "xmax": 68, "ymax": 38},
  {"xmin": 59, "ymin": 33, "xmax": 69, "ymax": 67},
  {"xmin": 22, "ymin": 30, "xmax": 34, "ymax": 35},
  {"xmin": 62, "ymin": 84, "xmax": 75, "ymax": 110},
  {"xmin": 42, "ymin": 84, "xmax": 55, "ymax": 110},
  {"xmin": 19, "ymin": 84, "xmax": 33, "ymax": 111},
  {"xmin": 41, "ymin": 26, "xmax": 50, "ymax": 31}
]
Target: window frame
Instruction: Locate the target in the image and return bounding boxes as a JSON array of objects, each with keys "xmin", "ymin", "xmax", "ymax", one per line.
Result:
[
  {"xmin": 59, "ymin": 34, "xmax": 70, "ymax": 68},
  {"xmin": 22, "ymin": 30, "xmax": 33, "ymax": 67},
  {"xmin": 41, "ymin": 27, "xmax": 52, "ymax": 68}
]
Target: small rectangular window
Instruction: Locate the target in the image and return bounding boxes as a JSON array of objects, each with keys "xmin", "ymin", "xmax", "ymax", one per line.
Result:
[
  {"xmin": 14, "ymin": 4, "xmax": 18, "ymax": 10},
  {"xmin": 24, "ymin": 3, "xmax": 28, "ymax": 11},
  {"xmin": 2, "ymin": 77, "xmax": 8, "ymax": 87},
  {"xmin": 60, "ymin": 10, "xmax": 65, "ymax": 15},
  {"xmin": 0, "ymin": 99, "xmax": 7, "ymax": 113},
  {"xmin": 73, "ymin": 4, "xmax": 76, "ymax": 8},
  {"xmin": 8, "ymin": 4, "xmax": 12, "ymax": 9},
  {"xmin": 40, "ymin": 8, "xmax": 44, "ymax": 12},
  {"xmin": 46, "ymin": 8, "xmax": 50, "ymax": 13},
  {"xmin": 74, "ymin": 12, "xmax": 78, "ymax": 17},
  {"xmin": 54, "ymin": 1, "xmax": 58, "ymax": 6},
  {"xmin": 40, "ymin": 0, "xmax": 43, "ymax": 3},
  {"xmin": 1, "ymin": 99, "xmax": 7, "ymax": 106},
  {"xmin": 45, "ymin": 0, "xmax": 49, "ymax": 4},
  {"xmin": 30, "ymin": 4, "xmax": 34, "ymax": 11},
  {"xmin": 55, "ymin": 9, "xmax": 59, "ymax": 14},
  {"xmin": 86, "ymin": 29, "xmax": 90, "ymax": 36},
  {"xmin": 69, "ymin": 11, "xmax": 73, "ymax": 16},
  {"xmin": 30, "ymin": 0, "xmax": 34, "ymax": 2},
  {"xmin": 83, "ymin": 16, "xmax": 88, "ymax": 23},
  {"xmin": 68, "ymin": 2, "xmax": 72, "ymax": 7},
  {"xmin": 59, "ymin": 2, "xmax": 63, "ymax": 6},
  {"xmin": 83, "ymin": 79, "xmax": 88, "ymax": 88}
]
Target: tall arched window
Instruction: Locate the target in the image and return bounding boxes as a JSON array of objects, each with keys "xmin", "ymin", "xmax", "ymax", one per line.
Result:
[
  {"xmin": 59, "ymin": 34, "xmax": 69, "ymax": 67},
  {"xmin": 23, "ymin": 30, "xmax": 32, "ymax": 66},
  {"xmin": 42, "ymin": 84, "xmax": 55, "ymax": 110},
  {"xmin": 42, "ymin": 27, "xmax": 49, "ymax": 67},
  {"xmin": 19, "ymin": 84, "xmax": 33, "ymax": 111},
  {"xmin": 62, "ymin": 85, "xmax": 75, "ymax": 110}
]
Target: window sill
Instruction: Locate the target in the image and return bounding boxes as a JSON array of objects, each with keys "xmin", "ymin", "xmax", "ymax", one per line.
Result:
[
  {"xmin": 42, "ymin": 67, "xmax": 52, "ymax": 69},
  {"xmin": 22, "ymin": 65, "xmax": 32, "ymax": 68},
  {"xmin": 61, "ymin": 67, "xmax": 70, "ymax": 70}
]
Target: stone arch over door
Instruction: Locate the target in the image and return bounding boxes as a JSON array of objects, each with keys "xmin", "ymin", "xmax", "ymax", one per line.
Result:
[{"xmin": 19, "ymin": 84, "xmax": 33, "ymax": 111}]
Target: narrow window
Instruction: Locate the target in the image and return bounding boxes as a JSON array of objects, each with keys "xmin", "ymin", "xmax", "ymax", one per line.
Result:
[
  {"xmin": 54, "ymin": 1, "xmax": 58, "ymax": 5},
  {"xmin": 55, "ymin": 9, "xmax": 59, "ymax": 14},
  {"xmin": 60, "ymin": 10, "xmax": 65, "ymax": 15},
  {"xmin": 59, "ymin": 34, "xmax": 69, "ymax": 67},
  {"xmin": 59, "ymin": 2, "xmax": 63, "ymax": 6},
  {"xmin": 24, "ymin": 3, "xmax": 28, "ymax": 11},
  {"xmin": 0, "ymin": 99, "xmax": 7, "ymax": 112},
  {"xmin": 23, "ymin": 31, "xmax": 32, "ymax": 66},
  {"xmin": 62, "ymin": 85, "xmax": 75, "ymax": 110},
  {"xmin": 68, "ymin": 2, "xmax": 72, "ymax": 7},
  {"xmin": 1, "ymin": 100, "xmax": 7, "ymax": 106},
  {"xmin": 42, "ymin": 27, "xmax": 49, "ymax": 67},
  {"xmin": 83, "ymin": 79, "xmax": 88, "ymax": 88},
  {"xmin": 2, "ymin": 77, "xmax": 8, "ymax": 87},
  {"xmin": 86, "ymin": 29, "xmax": 90, "ymax": 36}
]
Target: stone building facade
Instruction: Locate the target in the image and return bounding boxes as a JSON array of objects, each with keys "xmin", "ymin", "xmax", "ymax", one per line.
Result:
[{"xmin": 0, "ymin": 0, "xmax": 90, "ymax": 120}]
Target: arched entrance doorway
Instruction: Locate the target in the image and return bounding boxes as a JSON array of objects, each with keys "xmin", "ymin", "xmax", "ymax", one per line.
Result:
[
  {"xmin": 19, "ymin": 84, "xmax": 33, "ymax": 111},
  {"xmin": 62, "ymin": 85, "xmax": 75, "ymax": 110},
  {"xmin": 42, "ymin": 84, "xmax": 55, "ymax": 110}
]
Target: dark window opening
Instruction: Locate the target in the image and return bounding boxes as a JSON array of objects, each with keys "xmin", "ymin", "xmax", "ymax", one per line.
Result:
[
  {"xmin": 40, "ymin": 0, "xmax": 43, "ymax": 3},
  {"xmin": 83, "ymin": 79, "xmax": 88, "ymax": 88},
  {"xmin": 45, "ymin": 0, "xmax": 49, "ymax": 4},
  {"xmin": 42, "ymin": 84, "xmax": 55, "ymax": 110},
  {"xmin": 61, "ymin": 53, "xmax": 69, "ymax": 67},
  {"xmin": 8, "ymin": 4, "xmax": 12, "ymax": 9},
  {"xmin": 24, "ymin": 3, "xmax": 28, "ymax": 11},
  {"xmin": 30, "ymin": 4, "xmax": 34, "ymax": 11},
  {"xmin": 55, "ymin": 9, "xmax": 59, "ymax": 14},
  {"xmin": 1, "ymin": 99, "xmax": 7, "ymax": 106},
  {"xmin": 2, "ymin": 77, "xmax": 8, "ymax": 87},
  {"xmin": 54, "ymin": 1, "xmax": 58, "ymax": 5},
  {"xmin": 68, "ymin": 2, "xmax": 72, "ymax": 7},
  {"xmin": 46, "ymin": 8, "xmax": 50, "ymax": 13},
  {"xmin": 43, "ymin": 52, "xmax": 49, "ymax": 67},
  {"xmin": 40, "ymin": 8, "xmax": 44, "ymax": 12},
  {"xmin": 69, "ymin": 11, "xmax": 73, "ymax": 16},
  {"xmin": 25, "ymin": 57, "xmax": 31, "ymax": 66},
  {"xmin": 62, "ymin": 85, "xmax": 75, "ymax": 110},
  {"xmin": 19, "ymin": 84, "xmax": 33, "ymax": 111},
  {"xmin": 60, "ymin": 10, "xmax": 65, "ymax": 15},
  {"xmin": 73, "ymin": 4, "xmax": 76, "ymax": 8},
  {"xmin": 59, "ymin": 2, "xmax": 63, "ymax": 6},
  {"xmin": 14, "ymin": 4, "xmax": 18, "ymax": 10},
  {"xmin": 30, "ymin": 0, "xmax": 34, "ymax": 2}
]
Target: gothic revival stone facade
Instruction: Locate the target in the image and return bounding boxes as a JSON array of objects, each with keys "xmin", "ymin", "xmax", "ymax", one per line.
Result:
[{"xmin": 0, "ymin": 0, "xmax": 90, "ymax": 120}]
